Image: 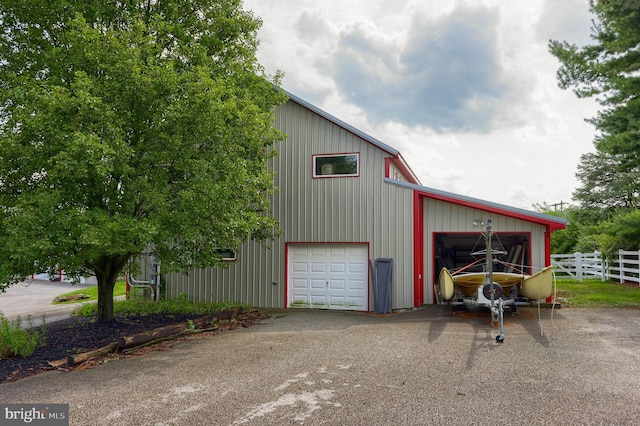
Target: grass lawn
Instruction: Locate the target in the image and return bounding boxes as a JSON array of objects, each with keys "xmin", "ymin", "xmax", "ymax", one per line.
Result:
[
  {"xmin": 52, "ymin": 281, "xmax": 127, "ymax": 304},
  {"xmin": 52, "ymin": 283, "xmax": 245, "ymax": 317},
  {"xmin": 555, "ymin": 278, "xmax": 640, "ymax": 308}
]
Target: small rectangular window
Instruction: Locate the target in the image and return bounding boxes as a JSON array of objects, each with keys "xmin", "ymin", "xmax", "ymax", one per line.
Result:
[
  {"xmin": 313, "ymin": 153, "xmax": 359, "ymax": 178},
  {"xmin": 215, "ymin": 249, "xmax": 236, "ymax": 261}
]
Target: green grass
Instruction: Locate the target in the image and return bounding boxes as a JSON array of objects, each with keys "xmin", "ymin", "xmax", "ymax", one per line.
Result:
[
  {"xmin": 70, "ymin": 293, "xmax": 247, "ymax": 318},
  {"xmin": 52, "ymin": 281, "xmax": 126, "ymax": 304},
  {"xmin": 555, "ymin": 278, "xmax": 640, "ymax": 308}
]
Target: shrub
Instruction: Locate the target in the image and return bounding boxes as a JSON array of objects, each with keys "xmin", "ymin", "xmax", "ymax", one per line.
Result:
[
  {"xmin": 70, "ymin": 295, "xmax": 247, "ymax": 318},
  {"xmin": 0, "ymin": 314, "xmax": 46, "ymax": 359}
]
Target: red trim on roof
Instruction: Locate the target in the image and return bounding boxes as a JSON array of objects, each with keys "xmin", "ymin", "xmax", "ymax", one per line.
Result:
[
  {"xmin": 388, "ymin": 156, "xmax": 420, "ymax": 185},
  {"xmin": 414, "ymin": 188, "xmax": 566, "ymax": 232}
]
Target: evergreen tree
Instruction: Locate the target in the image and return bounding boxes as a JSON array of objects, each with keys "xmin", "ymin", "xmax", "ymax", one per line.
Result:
[{"xmin": 550, "ymin": 0, "xmax": 640, "ymax": 215}]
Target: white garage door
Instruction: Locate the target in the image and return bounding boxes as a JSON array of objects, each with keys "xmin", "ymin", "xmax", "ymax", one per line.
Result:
[{"xmin": 288, "ymin": 244, "xmax": 368, "ymax": 311}]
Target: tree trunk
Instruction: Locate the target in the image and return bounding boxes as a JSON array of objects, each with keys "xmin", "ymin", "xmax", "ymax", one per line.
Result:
[
  {"xmin": 97, "ymin": 278, "xmax": 116, "ymax": 323},
  {"xmin": 93, "ymin": 255, "xmax": 127, "ymax": 323}
]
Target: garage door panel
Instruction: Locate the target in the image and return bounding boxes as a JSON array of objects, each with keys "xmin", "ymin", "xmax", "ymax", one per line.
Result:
[
  {"xmin": 346, "ymin": 297, "xmax": 366, "ymax": 309},
  {"xmin": 292, "ymin": 278, "xmax": 308, "ymax": 289},
  {"xmin": 348, "ymin": 246, "xmax": 367, "ymax": 256},
  {"xmin": 329, "ymin": 263, "xmax": 346, "ymax": 273},
  {"xmin": 310, "ymin": 279, "xmax": 326, "ymax": 289},
  {"xmin": 290, "ymin": 294, "xmax": 309, "ymax": 304},
  {"xmin": 291, "ymin": 246, "xmax": 309, "ymax": 256},
  {"xmin": 328, "ymin": 279, "xmax": 345, "ymax": 290},
  {"xmin": 328, "ymin": 246, "xmax": 345, "ymax": 255},
  {"xmin": 348, "ymin": 279, "xmax": 365, "ymax": 291},
  {"xmin": 348, "ymin": 262, "xmax": 366, "ymax": 273},
  {"xmin": 310, "ymin": 294, "xmax": 328, "ymax": 305},
  {"xmin": 311, "ymin": 247, "xmax": 328, "ymax": 256},
  {"xmin": 289, "ymin": 244, "xmax": 368, "ymax": 311},
  {"xmin": 311, "ymin": 263, "xmax": 327, "ymax": 273},
  {"xmin": 328, "ymin": 296, "xmax": 346, "ymax": 308},
  {"xmin": 292, "ymin": 262, "xmax": 308, "ymax": 273}
]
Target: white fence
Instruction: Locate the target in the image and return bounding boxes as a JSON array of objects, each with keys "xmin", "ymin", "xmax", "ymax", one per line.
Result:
[{"xmin": 551, "ymin": 250, "xmax": 640, "ymax": 284}]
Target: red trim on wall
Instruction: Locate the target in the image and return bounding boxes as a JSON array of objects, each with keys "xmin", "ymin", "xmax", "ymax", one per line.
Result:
[
  {"xmin": 413, "ymin": 191, "xmax": 424, "ymax": 307},
  {"xmin": 431, "ymin": 232, "xmax": 437, "ymax": 302},
  {"xmin": 544, "ymin": 231, "xmax": 553, "ymax": 302},
  {"xmin": 284, "ymin": 242, "xmax": 289, "ymax": 308},
  {"xmin": 544, "ymin": 231, "xmax": 551, "ymax": 267}
]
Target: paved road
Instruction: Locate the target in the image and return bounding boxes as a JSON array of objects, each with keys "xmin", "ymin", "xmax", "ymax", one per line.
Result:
[
  {"xmin": 0, "ymin": 279, "xmax": 95, "ymax": 325},
  {"xmin": 1, "ymin": 304, "xmax": 640, "ymax": 425}
]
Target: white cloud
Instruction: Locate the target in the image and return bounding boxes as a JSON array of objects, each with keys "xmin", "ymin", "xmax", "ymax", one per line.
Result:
[
  {"xmin": 331, "ymin": 5, "xmax": 510, "ymax": 131},
  {"xmin": 244, "ymin": 0, "xmax": 600, "ymax": 209}
]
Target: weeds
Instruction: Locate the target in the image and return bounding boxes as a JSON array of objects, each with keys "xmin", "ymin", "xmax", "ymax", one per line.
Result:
[
  {"xmin": 187, "ymin": 319, "xmax": 196, "ymax": 331},
  {"xmin": 70, "ymin": 294, "xmax": 247, "ymax": 318},
  {"xmin": 0, "ymin": 314, "xmax": 46, "ymax": 359}
]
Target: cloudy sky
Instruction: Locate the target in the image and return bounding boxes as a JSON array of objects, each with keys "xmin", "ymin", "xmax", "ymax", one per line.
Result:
[{"xmin": 243, "ymin": 0, "xmax": 600, "ymax": 210}]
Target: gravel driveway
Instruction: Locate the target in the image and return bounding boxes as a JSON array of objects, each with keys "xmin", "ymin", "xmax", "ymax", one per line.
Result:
[{"xmin": 2, "ymin": 306, "xmax": 640, "ymax": 425}]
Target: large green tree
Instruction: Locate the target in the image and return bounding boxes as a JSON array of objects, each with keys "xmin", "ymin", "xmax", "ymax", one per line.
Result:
[
  {"xmin": 0, "ymin": 0, "xmax": 286, "ymax": 322},
  {"xmin": 549, "ymin": 0, "xmax": 640, "ymax": 216}
]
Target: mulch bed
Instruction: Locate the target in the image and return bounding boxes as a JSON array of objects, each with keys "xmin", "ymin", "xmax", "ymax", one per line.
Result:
[{"xmin": 0, "ymin": 308, "xmax": 268, "ymax": 384}]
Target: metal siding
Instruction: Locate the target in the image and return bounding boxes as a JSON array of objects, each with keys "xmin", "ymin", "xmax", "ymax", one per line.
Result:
[
  {"xmin": 166, "ymin": 100, "xmax": 415, "ymax": 310},
  {"xmin": 422, "ymin": 198, "xmax": 547, "ymax": 304}
]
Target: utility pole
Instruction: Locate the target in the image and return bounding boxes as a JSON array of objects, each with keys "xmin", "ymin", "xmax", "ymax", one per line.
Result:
[{"xmin": 549, "ymin": 201, "xmax": 566, "ymax": 212}]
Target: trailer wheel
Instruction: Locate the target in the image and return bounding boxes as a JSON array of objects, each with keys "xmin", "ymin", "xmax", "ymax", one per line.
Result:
[{"xmin": 482, "ymin": 283, "xmax": 503, "ymax": 300}]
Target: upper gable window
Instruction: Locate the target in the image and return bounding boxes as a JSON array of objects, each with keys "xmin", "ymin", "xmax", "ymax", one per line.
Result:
[
  {"xmin": 391, "ymin": 166, "xmax": 404, "ymax": 181},
  {"xmin": 313, "ymin": 153, "xmax": 359, "ymax": 178}
]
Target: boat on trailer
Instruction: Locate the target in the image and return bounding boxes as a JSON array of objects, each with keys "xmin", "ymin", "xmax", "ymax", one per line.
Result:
[{"xmin": 437, "ymin": 219, "xmax": 554, "ymax": 343}]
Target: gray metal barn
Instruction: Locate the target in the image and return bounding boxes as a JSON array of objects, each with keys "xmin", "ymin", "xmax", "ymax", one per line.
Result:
[{"xmin": 159, "ymin": 92, "xmax": 566, "ymax": 311}]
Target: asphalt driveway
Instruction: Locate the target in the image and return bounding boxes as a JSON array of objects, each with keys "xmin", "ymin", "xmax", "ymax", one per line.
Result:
[
  {"xmin": 0, "ymin": 279, "xmax": 95, "ymax": 326},
  {"xmin": 2, "ymin": 304, "xmax": 640, "ymax": 425}
]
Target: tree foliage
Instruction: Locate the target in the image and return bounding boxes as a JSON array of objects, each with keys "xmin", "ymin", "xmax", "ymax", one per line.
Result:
[
  {"xmin": 573, "ymin": 151, "xmax": 640, "ymax": 214},
  {"xmin": 602, "ymin": 209, "xmax": 640, "ymax": 254},
  {"xmin": 0, "ymin": 0, "xmax": 287, "ymax": 322},
  {"xmin": 549, "ymin": 0, "xmax": 640, "ymax": 217}
]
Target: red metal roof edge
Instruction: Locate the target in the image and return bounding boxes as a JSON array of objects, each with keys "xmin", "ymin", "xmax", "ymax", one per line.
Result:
[{"xmin": 387, "ymin": 178, "xmax": 567, "ymax": 231}]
